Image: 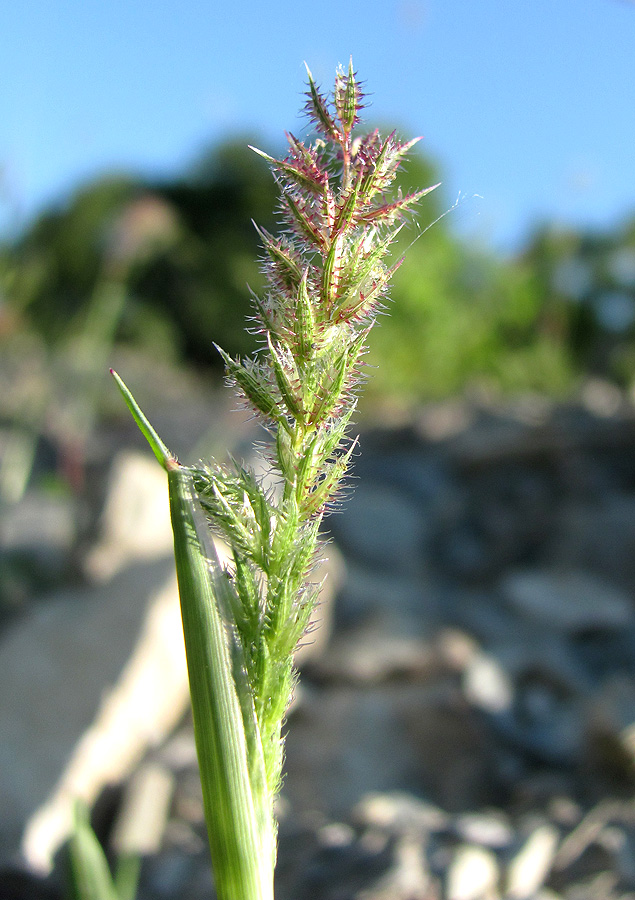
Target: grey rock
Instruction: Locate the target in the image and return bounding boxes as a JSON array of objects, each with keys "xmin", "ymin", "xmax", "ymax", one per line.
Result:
[
  {"xmin": 315, "ymin": 621, "xmax": 437, "ymax": 684},
  {"xmin": 354, "ymin": 792, "xmax": 449, "ymax": 836},
  {"xmin": 500, "ymin": 569, "xmax": 633, "ymax": 632},
  {"xmin": 585, "ymin": 676, "xmax": 635, "ymax": 776},
  {"xmin": 345, "ymin": 831, "xmax": 432, "ymax": 900},
  {"xmin": 328, "ymin": 481, "xmax": 429, "ymax": 572},
  {"xmin": 84, "ymin": 450, "xmax": 173, "ymax": 581},
  {"xmin": 0, "ymin": 489, "xmax": 76, "ymax": 585},
  {"xmin": 446, "ymin": 844, "xmax": 500, "ymax": 900},
  {"xmin": 463, "ymin": 651, "xmax": 514, "ymax": 714},
  {"xmin": 550, "ymin": 496, "xmax": 635, "ymax": 590},
  {"xmin": 454, "ymin": 812, "xmax": 514, "ymax": 849},
  {"xmin": 283, "ymin": 681, "xmax": 496, "ymax": 818},
  {"xmin": 0, "ymin": 558, "xmax": 184, "ymax": 870},
  {"xmin": 314, "ymin": 564, "xmax": 440, "ymax": 682},
  {"xmin": 112, "ymin": 761, "xmax": 174, "ymax": 857},
  {"xmin": 505, "ymin": 824, "xmax": 559, "ymax": 900},
  {"xmin": 493, "ymin": 684, "xmax": 585, "ymax": 766},
  {"xmin": 334, "ymin": 561, "xmax": 436, "ymax": 629}
]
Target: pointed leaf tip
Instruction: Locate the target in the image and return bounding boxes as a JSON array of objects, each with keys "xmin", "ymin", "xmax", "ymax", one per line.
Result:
[
  {"xmin": 249, "ymin": 145, "xmax": 274, "ymax": 162},
  {"xmin": 110, "ymin": 369, "xmax": 175, "ymax": 471}
]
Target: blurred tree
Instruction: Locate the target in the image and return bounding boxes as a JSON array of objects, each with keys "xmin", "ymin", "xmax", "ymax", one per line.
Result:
[
  {"xmin": 132, "ymin": 137, "xmax": 278, "ymax": 363},
  {"xmin": 523, "ymin": 216, "xmax": 635, "ymax": 386},
  {"xmin": 3, "ymin": 176, "xmax": 140, "ymax": 340},
  {"xmin": 3, "ymin": 129, "xmax": 634, "ymax": 405},
  {"xmin": 2, "ymin": 138, "xmax": 279, "ymax": 366},
  {"xmin": 365, "ymin": 148, "xmax": 576, "ymax": 404}
]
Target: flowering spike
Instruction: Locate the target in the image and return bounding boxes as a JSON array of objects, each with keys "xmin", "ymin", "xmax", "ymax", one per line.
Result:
[
  {"xmin": 250, "ymin": 145, "xmax": 326, "ymax": 196},
  {"xmin": 301, "ymin": 437, "xmax": 359, "ymax": 517},
  {"xmin": 295, "ymin": 269, "xmax": 315, "ymax": 360},
  {"xmin": 266, "ymin": 334, "xmax": 305, "ymax": 422},
  {"xmin": 215, "ymin": 344, "xmax": 283, "ymax": 424},
  {"xmin": 303, "ymin": 62, "xmax": 340, "ymax": 140},
  {"xmin": 253, "ymin": 223, "xmax": 304, "ymax": 292},
  {"xmin": 334, "ymin": 57, "xmax": 362, "ymax": 135},
  {"xmin": 322, "ymin": 232, "xmax": 344, "ymax": 308},
  {"xmin": 358, "ymin": 183, "xmax": 440, "ymax": 225},
  {"xmin": 281, "ymin": 190, "xmax": 325, "ymax": 248}
]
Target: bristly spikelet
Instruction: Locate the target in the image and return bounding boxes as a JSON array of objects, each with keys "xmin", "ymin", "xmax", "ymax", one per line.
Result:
[
  {"xmin": 198, "ymin": 60, "xmax": 437, "ymax": 811},
  {"xmin": 334, "ymin": 57, "xmax": 364, "ymax": 135}
]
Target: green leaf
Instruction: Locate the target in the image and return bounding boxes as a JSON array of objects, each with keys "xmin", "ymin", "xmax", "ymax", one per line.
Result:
[
  {"xmin": 110, "ymin": 370, "xmax": 173, "ymax": 470},
  {"xmin": 113, "ymin": 377, "xmax": 275, "ymax": 900},
  {"xmin": 67, "ymin": 802, "xmax": 118, "ymax": 900},
  {"xmin": 168, "ymin": 465, "xmax": 275, "ymax": 900},
  {"xmin": 113, "ymin": 855, "xmax": 141, "ymax": 900}
]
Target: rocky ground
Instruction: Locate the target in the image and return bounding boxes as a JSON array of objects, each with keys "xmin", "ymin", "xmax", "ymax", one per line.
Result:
[{"xmin": 3, "ymin": 385, "xmax": 635, "ymax": 899}]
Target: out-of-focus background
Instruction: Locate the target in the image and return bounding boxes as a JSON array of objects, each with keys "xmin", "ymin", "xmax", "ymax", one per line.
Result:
[{"xmin": 2, "ymin": 2, "xmax": 635, "ymax": 898}]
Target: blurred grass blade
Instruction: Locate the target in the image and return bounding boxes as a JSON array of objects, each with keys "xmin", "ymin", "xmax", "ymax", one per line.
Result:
[
  {"xmin": 67, "ymin": 803, "xmax": 118, "ymax": 900},
  {"xmin": 113, "ymin": 855, "xmax": 141, "ymax": 900}
]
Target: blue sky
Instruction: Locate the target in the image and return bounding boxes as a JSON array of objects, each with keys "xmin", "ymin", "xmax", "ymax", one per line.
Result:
[{"xmin": 2, "ymin": 0, "xmax": 634, "ymax": 252}]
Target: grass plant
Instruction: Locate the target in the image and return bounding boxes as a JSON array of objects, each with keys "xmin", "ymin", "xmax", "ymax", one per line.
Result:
[{"xmin": 111, "ymin": 60, "xmax": 434, "ymax": 900}]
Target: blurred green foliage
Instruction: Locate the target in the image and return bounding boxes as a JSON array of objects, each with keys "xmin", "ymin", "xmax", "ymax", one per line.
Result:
[
  {"xmin": 2, "ymin": 134, "xmax": 635, "ymax": 407},
  {"xmin": 369, "ymin": 212, "xmax": 574, "ymax": 404},
  {"xmin": 1, "ymin": 139, "xmax": 278, "ymax": 364}
]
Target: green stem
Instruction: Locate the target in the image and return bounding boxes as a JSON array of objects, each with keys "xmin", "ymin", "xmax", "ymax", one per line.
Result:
[{"xmin": 111, "ymin": 371, "xmax": 274, "ymax": 900}]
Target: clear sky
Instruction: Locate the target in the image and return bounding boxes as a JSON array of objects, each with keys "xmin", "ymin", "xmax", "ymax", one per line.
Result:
[{"xmin": 2, "ymin": 0, "xmax": 634, "ymax": 252}]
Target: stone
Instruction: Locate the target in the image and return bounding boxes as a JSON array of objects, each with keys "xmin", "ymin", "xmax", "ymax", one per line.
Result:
[
  {"xmin": 550, "ymin": 496, "xmax": 635, "ymax": 590},
  {"xmin": 0, "ymin": 558, "xmax": 187, "ymax": 871},
  {"xmin": 0, "ymin": 489, "xmax": 76, "ymax": 589},
  {"xmin": 84, "ymin": 450, "xmax": 173, "ymax": 581},
  {"xmin": 492, "ymin": 681, "xmax": 585, "ymax": 767},
  {"xmin": 505, "ymin": 825, "xmax": 559, "ymax": 900},
  {"xmin": 334, "ymin": 561, "xmax": 436, "ymax": 630},
  {"xmin": 585, "ymin": 675, "xmax": 635, "ymax": 776},
  {"xmin": 315, "ymin": 622, "xmax": 436, "ymax": 683},
  {"xmin": 360, "ymin": 833, "xmax": 432, "ymax": 900},
  {"xmin": 313, "ymin": 564, "xmax": 439, "ymax": 683},
  {"xmin": 454, "ymin": 812, "xmax": 514, "ymax": 849},
  {"xmin": 294, "ymin": 544, "xmax": 344, "ymax": 668},
  {"xmin": 446, "ymin": 844, "xmax": 500, "ymax": 900},
  {"xmin": 500, "ymin": 569, "xmax": 633, "ymax": 633},
  {"xmin": 354, "ymin": 792, "xmax": 449, "ymax": 836},
  {"xmin": 283, "ymin": 681, "xmax": 496, "ymax": 818},
  {"xmin": 111, "ymin": 760, "xmax": 174, "ymax": 856},
  {"xmin": 463, "ymin": 651, "xmax": 514, "ymax": 715},
  {"xmin": 327, "ymin": 481, "xmax": 429, "ymax": 572}
]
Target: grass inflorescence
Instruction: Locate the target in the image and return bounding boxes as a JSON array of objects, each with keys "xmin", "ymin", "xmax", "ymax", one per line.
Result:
[{"xmin": 112, "ymin": 58, "xmax": 434, "ymax": 900}]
